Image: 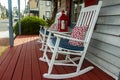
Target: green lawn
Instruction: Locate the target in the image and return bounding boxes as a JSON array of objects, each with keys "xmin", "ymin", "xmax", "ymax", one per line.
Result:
[
  {"xmin": 0, "ymin": 38, "xmax": 9, "ymax": 57},
  {"xmin": 0, "ymin": 46, "xmax": 8, "ymax": 56}
]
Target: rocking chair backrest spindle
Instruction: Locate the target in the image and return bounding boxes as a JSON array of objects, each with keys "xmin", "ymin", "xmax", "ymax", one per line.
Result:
[{"xmin": 75, "ymin": 1, "xmax": 102, "ymax": 53}]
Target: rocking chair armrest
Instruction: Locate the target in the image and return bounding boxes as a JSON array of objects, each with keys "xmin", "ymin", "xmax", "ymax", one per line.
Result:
[
  {"xmin": 58, "ymin": 33, "xmax": 71, "ymax": 37},
  {"xmin": 47, "ymin": 30, "xmax": 71, "ymax": 34},
  {"xmin": 47, "ymin": 29, "xmax": 57, "ymax": 33},
  {"xmin": 47, "ymin": 30, "xmax": 71, "ymax": 37},
  {"xmin": 54, "ymin": 34, "xmax": 85, "ymax": 42},
  {"xmin": 55, "ymin": 32, "xmax": 71, "ymax": 35}
]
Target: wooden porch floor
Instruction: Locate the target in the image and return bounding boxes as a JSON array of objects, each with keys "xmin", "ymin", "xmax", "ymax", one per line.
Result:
[{"xmin": 0, "ymin": 35, "xmax": 114, "ymax": 80}]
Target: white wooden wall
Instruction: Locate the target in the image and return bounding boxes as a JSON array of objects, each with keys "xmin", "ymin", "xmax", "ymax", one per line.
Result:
[{"xmin": 86, "ymin": 0, "xmax": 120, "ymax": 79}]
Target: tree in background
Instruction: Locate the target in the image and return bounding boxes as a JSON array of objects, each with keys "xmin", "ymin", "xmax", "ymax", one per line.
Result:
[{"xmin": 6, "ymin": 9, "xmax": 8, "ymax": 18}]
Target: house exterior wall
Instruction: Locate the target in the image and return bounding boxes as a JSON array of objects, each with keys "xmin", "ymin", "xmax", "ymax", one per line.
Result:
[
  {"xmin": 86, "ymin": 0, "xmax": 120, "ymax": 79},
  {"xmin": 51, "ymin": 0, "xmax": 71, "ymax": 26},
  {"xmin": 28, "ymin": 0, "xmax": 38, "ymax": 16},
  {"xmin": 57, "ymin": 0, "xmax": 66, "ymax": 12},
  {"xmin": 29, "ymin": 0, "xmax": 38, "ymax": 9},
  {"xmin": 38, "ymin": 0, "xmax": 52, "ymax": 19}
]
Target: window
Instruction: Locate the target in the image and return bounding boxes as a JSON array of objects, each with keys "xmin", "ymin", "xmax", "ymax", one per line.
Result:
[
  {"xmin": 46, "ymin": 1, "xmax": 50, "ymax": 6},
  {"xmin": 45, "ymin": 11, "xmax": 50, "ymax": 19},
  {"xmin": 58, "ymin": 0, "xmax": 61, "ymax": 8},
  {"xmin": 72, "ymin": 0, "xmax": 83, "ymax": 22}
]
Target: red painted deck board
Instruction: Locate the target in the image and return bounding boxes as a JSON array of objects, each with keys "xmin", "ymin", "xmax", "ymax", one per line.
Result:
[
  {"xmin": 12, "ymin": 37, "xmax": 28, "ymax": 80},
  {"xmin": 31, "ymin": 38, "xmax": 41, "ymax": 80},
  {"xmin": 0, "ymin": 47, "xmax": 10, "ymax": 65},
  {"xmin": 2, "ymin": 46, "xmax": 22, "ymax": 80},
  {"xmin": 0, "ymin": 35, "xmax": 115, "ymax": 80},
  {"xmin": 0, "ymin": 47, "xmax": 18, "ymax": 80}
]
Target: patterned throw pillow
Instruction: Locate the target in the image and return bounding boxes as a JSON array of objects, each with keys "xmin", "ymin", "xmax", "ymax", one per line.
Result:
[
  {"xmin": 69, "ymin": 26, "xmax": 88, "ymax": 46},
  {"xmin": 48, "ymin": 23, "xmax": 58, "ymax": 31}
]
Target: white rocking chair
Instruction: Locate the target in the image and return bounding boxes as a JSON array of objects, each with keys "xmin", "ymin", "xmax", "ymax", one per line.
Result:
[
  {"xmin": 40, "ymin": 1, "xmax": 102, "ymax": 79},
  {"xmin": 39, "ymin": 11, "xmax": 68, "ymax": 51},
  {"xmin": 38, "ymin": 12, "xmax": 62, "ymax": 50}
]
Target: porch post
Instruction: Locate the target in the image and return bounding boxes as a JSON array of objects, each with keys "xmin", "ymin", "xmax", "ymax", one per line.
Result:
[
  {"xmin": 18, "ymin": 0, "xmax": 21, "ymax": 35},
  {"xmin": 8, "ymin": 0, "xmax": 14, "ymax": 47}
]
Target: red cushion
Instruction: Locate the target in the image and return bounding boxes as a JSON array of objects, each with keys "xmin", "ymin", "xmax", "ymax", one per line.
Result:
[
  {"xmin": 48, "ymin": 23, "xmax": 58, "ymax": 31},
  {"xmin": 69, "ymin": 26, "xmax": 88, "ymax": 46}
]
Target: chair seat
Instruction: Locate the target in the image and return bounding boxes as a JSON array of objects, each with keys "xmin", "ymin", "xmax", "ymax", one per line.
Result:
[{"xmin": 51, "ymin": 37, "xmax": 84, "ymax": 51}]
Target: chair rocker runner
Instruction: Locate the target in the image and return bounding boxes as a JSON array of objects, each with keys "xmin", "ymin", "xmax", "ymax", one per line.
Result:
[{"xmin": 40, "ymin": 1, "xmax": 102, "ymax": 79}]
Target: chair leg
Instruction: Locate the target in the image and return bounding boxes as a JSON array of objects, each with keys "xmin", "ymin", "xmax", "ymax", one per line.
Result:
[
  {"xmin": 65, "ymin": 54, "xmax": 70, "ymax": 60},
  {"xmin": 40, "ymin": 42, "xmax": 45, "ymax": 51},
  {"xmin": 37, "ymin": 33, "xmax": 42, "ymax": 43},
  {"xmin": 39, "ymin": 47, "xmax": 47, "ymax": 63},
  {"xmin": 47, "ymin": 37, "xmax": 61, "ymax": 74},
  {"xmin": 39, "ymin": 28, "xmax": 47, "ymax": 51},
  {"xmin": 40, "ymin": 40, "xmax": 48, "ymax": 60},
  {"xmin": 47, "ymin": 50, "xmax": 58, "ymax": 74},
  {"xmin": 76, "ymin": 51, "xmax": 87, "ymax": 72},
  {"xmin": 40, "ymin": 32, "xmax": 52, "ymax": 59}
]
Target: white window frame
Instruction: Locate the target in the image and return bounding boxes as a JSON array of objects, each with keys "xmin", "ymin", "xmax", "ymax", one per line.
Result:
[
  {"xmin": 46, "ymin": 1, "xmax": 50, "ymax": 6},
  {"xmin": 45, "ymin": 11, "xmax": 50, "ymax": 19}
]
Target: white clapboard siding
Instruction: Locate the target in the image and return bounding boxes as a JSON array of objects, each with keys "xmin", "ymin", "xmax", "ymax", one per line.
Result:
[
  {"xmin": 88, "ymin": 46, "xmax": 120, "ymax": 68},
  {"xmin": 86, "ymin": 52, "xmax": 120, "ymax": 79},
  {"xmin": 86, "ymin": 1, "xmax": 120, "ymax": 79},
  {"xmin": 97, "ymin": 16, "xmax": 120, "ymax": 25},
  {"xmin": 95, "ymin": 25, "xmax": 120, "ymax": 36},
  {"xmin": 92, "ymin": 32, "xmax": 120, "ymax": 47},
  {"xmin": 102, "ymin": 0, "xmax": 120, "ymax": 7},
  {"xmin": 100, "ymin": 4, "xmax": 120, "ymax": 16},
  {"xmin": 90, "ymin": 39, "xmax": 120, "ymax": 58}
]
